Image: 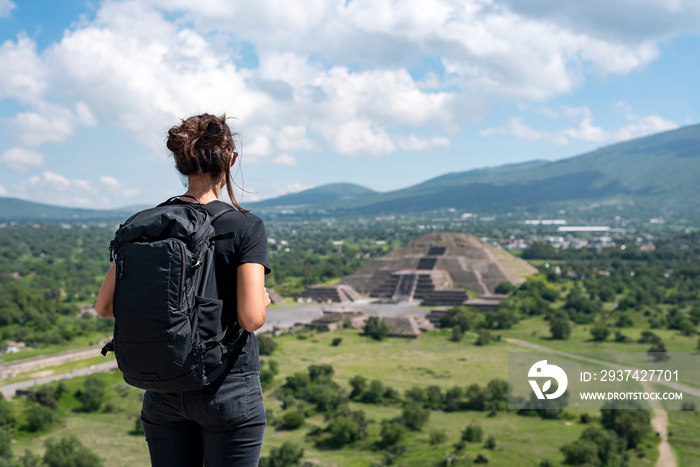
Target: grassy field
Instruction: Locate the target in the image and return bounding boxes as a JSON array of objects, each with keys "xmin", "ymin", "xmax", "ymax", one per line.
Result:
[{"xmin": 6, "ymin": 319, "xmax": 698, "ymax": 466}]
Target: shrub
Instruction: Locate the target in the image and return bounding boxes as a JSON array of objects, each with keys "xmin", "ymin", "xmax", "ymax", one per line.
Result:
[
  {"xmin": 401, "ymin": 403, "xmax": 430, "ymax": 431},
  {"xmin": 260, "ymin": 369, "xmax": 275, "ymax": 389},
  {"xmin": 600, "ymin": 402, "xmax": 650, "ymax": 449},
  {"xmin": 462, "ymin": 423, "xmax": 483, "ymax": 443},
  {"xmin": 25, "ymin": 404, "xmax": 57, "ymax": 432},
  {"xmin": 451, "ymin": 325, "xmax": 464, "ymax": 342},
  {"xmin": 484, "ymin": 436, "xmax": 496, "ymax": 450},
  {"xmin": 560, "ymin": 439, "xmax": 598, "ymax": 466},
  {"xmin": 476, "ymin": 329, "xmax": 492, "ymax": 346},
  {"xmin": 474, "ymin": 453, "xmax": 489, "ymax": 464},
  {"xmin": 43, "ymin": 435, "xmax": 103, "ymax": 467},
  {"xmin": 130, "ymin": 417, "xmax": 145, "ymax": 436},
  {"xmin": 27, "ymin": 386, "xmax": 57, "ymax": 409},
  {"xmin": 258, "ymin": 334, "xmax": 278, "ymax": 355},
  {"xmin": 0, "ymin": 427, "xmax": 11, "ymax": 460},
  {"xmin": 308, "ymin": 364, "xmax": 334, "ymax": 383},
  {"xmin": 258, "ymin": 441, "xmax": 304, "ymax": 467},
  {"xmin": 279, "ymin": 411, "xmax": 305, "ymax": 430},
  {"xmin": 364, "ymin": 316, "xmax": 389, "ymax": 341},
  {"xmin": 77, "ymin": 375, "xmax": 106, "ymax": 412},
  {"xmin": 349, "ymin": 375, "xmax": 368, "ymax": 399},
  {"xmin": 361, "ymin": 380, "xmax": 384, "ymax": 404},
  {"xmin": 614, "ymin": 329, "xmax": 628, "ymax": 343},
  {"xmin": 648, "ymin": 341, "xmax": 670, "ymax": 362},
  {"xmin": 331, "ymin": 337, "xmax": 342, "ymax": 346},
  {"xmin": 590, "ymin": 322, "xmax": 610, "ymax": 342},
  {"xmin": 380, "ymin": 420, "xmax": 405, "ymax": 447},
  {"xmin": 404, "ymin": 386, "xmax": 427, "ymax": 404},
  {"xmin": 549, "ymin": 316, "xmax": 571, "ymax": 340},
  {"xmin": 681, "ymin": 401, "xmax": 696, "ymax": 411},
  {"xmin": 430, "ymin": 430, "xmax": 447, "ymax": 445},
  {"xmin": 323, "ymin": 410, "xmax": 367, "ymax": 448}
]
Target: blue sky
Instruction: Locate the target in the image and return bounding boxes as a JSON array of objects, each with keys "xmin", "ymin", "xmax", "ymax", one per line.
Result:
[{"xmin": 1, "ymin": 0, "xmax": 699, "ymax": 208}]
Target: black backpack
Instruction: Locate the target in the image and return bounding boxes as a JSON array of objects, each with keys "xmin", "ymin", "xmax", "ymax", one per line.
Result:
[{"xmin": 101, "ymin": 196, "xmax": 242, "ymax": 392}]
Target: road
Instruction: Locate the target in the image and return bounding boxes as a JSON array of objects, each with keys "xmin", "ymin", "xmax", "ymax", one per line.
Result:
[{"xmin": 0, "ymin": 361, "xmax": 118, "ymax": 399}]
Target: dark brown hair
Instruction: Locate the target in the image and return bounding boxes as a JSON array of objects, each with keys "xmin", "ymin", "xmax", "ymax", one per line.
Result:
[{"xmin": 166, "ymin": 113, "xmax": 246, "ymax": 211}]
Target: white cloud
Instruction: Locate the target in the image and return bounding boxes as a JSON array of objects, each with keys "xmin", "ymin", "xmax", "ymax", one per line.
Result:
[
  {"xmin": 0, "ymin": 183, "xmax": 7, "ymax": 196},
  {"xmin": 328, "ymin": 120, "xmax": 396, "ymax": 156},
  {"xmin": 274, "ymin": 126, "xmax": 314, "ymax": 151},
  {"xmin": 99, "ymin": 176, "xmax": 121, "ymax": 190},
  {"xmin": 562, "ymin": 118, "xmax": 608, "ymax": 142},
  {"xmin": 481, "ymin": 119, "xmax": 569, "ymax": 145},
  {"xmin": 1, "ymin": 147, "xmax": 46, "ymax": 170},
  {"xmin": 610, "ymin": 115, "xmax": 678, "ymax": 142},
  {"xmin": 485, "ymin": 110, "xmax": 679, "ymax": 146},
  {"xmin": 271, "ymin": 153, "xmax": 300, "ymax": 166},
  {"xmin": 0, "ymin": 35, "xmax": 46, "ymax": 103},
  {"xmin": 98, "ymin": 176, "xmax": 141, "ymax": 198},
  {"xmin": 0, "ymin": 0, "xmax": 14, "ymax": 18},
  {"xmin": 396, "ymin": 135, "xmax": 450, "ymax": 151}
]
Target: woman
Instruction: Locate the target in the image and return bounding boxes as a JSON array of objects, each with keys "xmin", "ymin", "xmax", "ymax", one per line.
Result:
[{"xmin": 96, "ymin": 113, "xmax": 270, "ymax": 467}]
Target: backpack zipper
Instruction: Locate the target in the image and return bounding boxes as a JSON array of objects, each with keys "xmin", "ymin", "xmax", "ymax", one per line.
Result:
[{"xmin": 174, "ymin": 239, "xmax": 187, "ymax": 309}]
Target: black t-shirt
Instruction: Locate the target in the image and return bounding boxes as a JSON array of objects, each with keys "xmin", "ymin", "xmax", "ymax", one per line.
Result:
[{"xmin": 174, "ymin": 199, "xmax": 270, "ymax": 373}]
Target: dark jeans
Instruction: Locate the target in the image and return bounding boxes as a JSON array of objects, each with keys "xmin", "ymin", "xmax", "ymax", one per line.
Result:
[{"xmin": 141, "ymin": 370, "xmax": 265, "ymax": 467}]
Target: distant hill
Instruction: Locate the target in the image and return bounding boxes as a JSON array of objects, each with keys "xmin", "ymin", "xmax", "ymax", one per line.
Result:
[
  {"xmin": 0, "ymin": 197, "xmax": 134, "ymax": 222},
  {"xmin": 250, "ymin": 183, "xmax": 377, "ymax": 209},
  {"xmin": 249, "ymin": 124, "xmax": 700, "ymax": 216}
]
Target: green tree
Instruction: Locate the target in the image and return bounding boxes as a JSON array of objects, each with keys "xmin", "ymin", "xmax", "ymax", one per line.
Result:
[
  {"xmin": 476, "ymin": 329, "xmax": 492, "ymax": 346},
  {"xmin": 77, "ymin": 375, "xmax": 105, "ymax": 412},
  {"xmin": 600, "ymin": 402, "xmax": 650, "ymax": 449},
  {"xmin": 349, "ymin": 375, "xmax": 368, "ymax": 399},
  {"xmin": 550, "ymin": 316, "xmax": 571, "ymax": 340},
  {"xmin": 462, "ymin": 423, "xmax": 483, "ymax": 442},
  {"xmin": 401, "ymin": 403, "xmax": 430, "ymax": 431},
  {"xmin": 361, "ymin": 380, "xmax": 385, "ymax": 404},
  {"xmin": 451, "ymin": 325, "xmax": 464, "ymax": 342},
  {"xmin": 25, "ymin": 405, "xmax": 56, "ymax": 432},
  {"xmin": 590, "ymin": 322, "xmax": 610, "ymax": 342},
  {"xmin": 280, "ymin": 411, "xmax": 305, "ymax": 430},
  {"xmin": 648, "ymin": 340, "xmax": 670, "ymax": 362},
  {"xmin": 258, "ymin": 334, "xmax": 278, "ymax": 355},
  {"xmin": 259, "ymin": 441, "xmax": 304, "ymax": 467},
  {"xmin": 363, "ymin": 316, "xmax": 389, "ymax": 341},
  {"xmin": 0, "ymin": 428, "xmax": 12, "ymax": 461},
  {"xmin": 380, "ymin": 420, "xmax": 405, "ymax": 447},
  {"xmin": 560, "ymin": 439, "xmax": 599, "ymax": 466},
  {"xmin": 43, "ymin": 435, "xmax": 103, "ymax": 467}
]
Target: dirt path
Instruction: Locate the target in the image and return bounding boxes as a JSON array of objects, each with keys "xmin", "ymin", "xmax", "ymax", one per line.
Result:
[{"xmin": 641, "ymin": 380, "xmax": 676, "ymax": 467}]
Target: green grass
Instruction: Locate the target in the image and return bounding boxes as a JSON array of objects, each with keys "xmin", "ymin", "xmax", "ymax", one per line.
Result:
[
  {"xmin": 667, "ymin": 409, "xmax": 700, "ymax": 466},
  {"xmin": 497, "ymin": 315, "xmax": 699, "ymax": 354},
  {"xmin": 9, "ymin": 371, "xmax": 150, "ymax": 467},
  {"xmin": 4, "ymin": 321, "xmax": 689, "ymax": 466}
]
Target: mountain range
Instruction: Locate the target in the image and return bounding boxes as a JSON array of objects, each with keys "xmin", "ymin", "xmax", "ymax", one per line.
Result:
[
  {"xmin": 247, "ymin": 123, "xmax": 700, "ymax": 217},
  {"xmin": 2, "ymin": 124, "xmax": 699, "ymax": 221}
]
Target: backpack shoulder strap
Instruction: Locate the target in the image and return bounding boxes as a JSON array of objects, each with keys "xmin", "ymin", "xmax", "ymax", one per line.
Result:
[{"xmin": 209, "ymin": 204, "xmax": 236, "ymax": 242}]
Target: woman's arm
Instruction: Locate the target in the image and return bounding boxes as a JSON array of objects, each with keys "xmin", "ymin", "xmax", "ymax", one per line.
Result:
[
  {"xmin": 237, "ymin": 262, "xmax": 270, "ymax": 332},
  {"xmin": 96, "ymin": 264, "xmax": 116, "ymax": 318}
]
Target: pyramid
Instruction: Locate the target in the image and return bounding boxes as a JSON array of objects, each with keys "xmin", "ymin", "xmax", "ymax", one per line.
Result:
[{"xmin": 340, "ymin": 232, "xmax": 536, "ymax": 300}]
